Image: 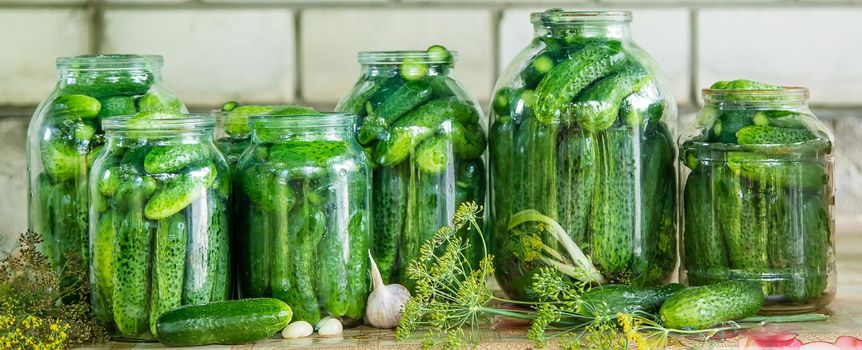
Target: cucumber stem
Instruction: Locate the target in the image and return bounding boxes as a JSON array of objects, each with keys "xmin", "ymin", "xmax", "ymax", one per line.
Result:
[{"xmin": 508, "ymin": 209, "xmax": 606, "ymax": 284}]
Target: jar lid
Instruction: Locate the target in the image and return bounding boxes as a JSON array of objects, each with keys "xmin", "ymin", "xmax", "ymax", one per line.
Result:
[
  {"xmin": 57, "ymin": 54, "xmax": 163, "ymax": 70},
  {"xmin": 702, "ymin": 86, "xmax": 810, "ymax": 105}
]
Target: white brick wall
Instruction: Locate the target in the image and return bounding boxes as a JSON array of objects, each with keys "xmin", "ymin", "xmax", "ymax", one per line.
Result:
[
  {"xmin": 0, "ymin": 8, "xmax": 90, "ymax": 105},
  {"xmin": 300, "ymin": 9, "xmax": 494, "ymax": 105},
  {"xmin": 698, "ymin": 8, "xmax": 862, "ymax": 105},
  {"xmin": 103, "ymin": 8, "xmax": 297, "ymax": 106}
]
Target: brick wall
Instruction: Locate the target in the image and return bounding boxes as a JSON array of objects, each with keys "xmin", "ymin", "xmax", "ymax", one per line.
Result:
[{"xmin": 1, "ymin": 0, "xmax": 861, "ymax": 248}]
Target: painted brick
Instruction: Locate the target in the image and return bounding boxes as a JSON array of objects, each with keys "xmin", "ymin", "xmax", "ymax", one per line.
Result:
[
  {"xmin": 102, "ymin": 8, "xmax": 296, "ymax": 107},
  {"xmin": 300, "ymin": 9, "xmax": 495, "ymax": 105},
  {"xmin": 698, "ymin": 7, "xmax": 862, "ymax": 105},
  {"xmin": 0, "ymin": 116, "xmax": 30, "ymax": 252},
  {"xmin": 0, "ymin": 9, "xmax": 90, "ymax": 105},
  {"xmin": 498, "ymin": 8, "xmax": 692, "ymax": 105}
]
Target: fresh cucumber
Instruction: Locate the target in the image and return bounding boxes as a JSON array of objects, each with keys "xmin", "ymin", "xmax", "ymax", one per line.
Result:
[
  {"xmin": 112, "ymin": 184, "xmax": 151, "ymax": 337},
  {"xmin": 555, "ymin": 127, "xmax": 595, "ymax": 247},
  {"xmin": 155, "ymin": 298, "xmax": 292, "ymax": 347},
  {"xmin": 660, "ymin": 281, "xmax": 765, "ymax": 330},
  {"xmin": 62, "ymin": 69, "xmax": 153, "ymax": 98},
  {"xmin": 358, "ymin": 79, "xmax": 433, "ymax": 144},
  {"xmin": 534, "ymin": 43, "xmax": 626, "ymax": 124},
  {"xmin": 569, "ymin": 65, "xmax": 651, "ymax": 131},
  {"xmin": 736, "ymin": 125, "xmax": 816, "ymax": 145},
  {"xmin": 144, "ymin": 165, "xmax": 217, "ymax": 220},
  {"xmin": 98, "ymin": 96, "xmax": 136, "ymax": 119},
  {"xmin": 371, "ymin": 164, "xmax": 407, "ymax": 283},
  {"xmin": 50, "ymin": 94, "xmax": 101, "ymax": 119},
  {"xmin": 144, "ymin": 145, "xmax": 208, "ymax": 174},
  {"xmin": 579, "ymin": 283, "xmax": 685, "ymax": 316},
  {"xmin": 682, "ymin": 167, "xmax": 730, "ymax": 285},
  {"xmin": 150, "ymin": 213, "xmax": 188, "ymax": 336}
]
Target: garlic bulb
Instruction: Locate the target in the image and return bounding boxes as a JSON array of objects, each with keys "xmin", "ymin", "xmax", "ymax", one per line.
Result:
[{"xmin": 365, "ymin": 251, "xmax": 411, "ymax": 329}]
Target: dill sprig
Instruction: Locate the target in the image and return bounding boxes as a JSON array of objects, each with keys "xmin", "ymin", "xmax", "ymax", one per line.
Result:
[
  {"xmin": 0, "ymin": 231, "xmax": 108, "ymax": 349},
  {"xmin": 396, "ymin": 202, "xmax": 828, "ymax": 350}
]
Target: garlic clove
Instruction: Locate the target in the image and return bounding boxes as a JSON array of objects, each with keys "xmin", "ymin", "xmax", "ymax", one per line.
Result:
[
  {"xmin": 281, "ymin": 321, "xmax": 313, "ymax": 339},
  {"xmin": 317, "ymin": 317, "xmax": 343, "ymax": 337}
]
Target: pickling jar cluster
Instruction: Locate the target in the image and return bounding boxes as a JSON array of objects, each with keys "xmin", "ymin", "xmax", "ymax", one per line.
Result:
[{"xmin": 22, "ymin": 9, "xmax": 838, "ymax": 342}]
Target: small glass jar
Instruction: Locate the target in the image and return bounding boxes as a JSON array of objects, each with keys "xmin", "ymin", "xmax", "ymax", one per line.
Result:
[
  {"xmin": 488, "ymin": 10, "xmax": 678, "ymax": 300},
  {"xmin": 28, "ymin": 54, "xmax": 186, "ymax": 279},
  {"xmin": 88, "ymin": 113, "xmax": 230, "ymax": 340},
  {"xmin": 336, "ymin": 49, "xmax": 487, "ymax": 290},
  {"xmin": 234, "ymin": 113, "xmax": 371, "ymax": 326},
  {"xmin": 679, "ymin": 84, "xmax": 835, "ymax": 314}
]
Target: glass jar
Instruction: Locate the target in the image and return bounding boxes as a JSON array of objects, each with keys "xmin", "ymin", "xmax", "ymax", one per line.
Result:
[
  {"xmin": 89, "ymin": 113, "xmax": 230, "ymax": 341},
  {"xmin": 336, "ymin": 48, "xmax": 487, "ymax": 290},
  {"xmin": 27, "ymin": 54, "xmax": 186, "ymax": 279},
  {"xmin": 488, "ymin": 10, "xmax": 678, "ymax": 300},
  {"xmin": 234, "ymin": 113, "xmax": 371, "ymax": 326},
  {"xmin": 679, "ymin": 83, "xmax": 835, "ymax": 314}
]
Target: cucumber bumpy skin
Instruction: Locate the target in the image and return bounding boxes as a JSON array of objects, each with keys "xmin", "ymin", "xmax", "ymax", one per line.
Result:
[
  {"xmin": 50, "ymin": 94, "xmax": 101, "ymax": 119},
  {"xmin": 144, "ymin": 165, "xmax": 217, "ymax": 220},
  {"xmin": 735, "ymin": 125, "xmax": 816, "ymax": 145},
  {"xmin": 568, "ymin": 65, "xmax": 651, "ymax": 131},
  {"xmin": 533, "ymin": 43, "xmax": 627, "ymax": 125},
  {"xmin": 659, "ymin": 281, "xmax": 765, "ymax": 330},
  {"xmin": 358, "ymin": 79, "xmax": 433, "ymax": 145},
  {"xmin": 155, "ymin": 298, "xmax": 293, "ymax": 347},
  {"xmin": 144, "ymin": 145, "xmax": 208, "ymax": 174},
  {"xmin": 149, "ymin": 213, "xmax": 188, "ymax": 336},
  {"xmin": 578, "ymin": 283, "xmax": 685, "ymax": 316}
]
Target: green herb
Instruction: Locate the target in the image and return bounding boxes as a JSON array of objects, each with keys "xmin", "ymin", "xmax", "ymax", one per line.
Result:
[
  {"xmin": 0, "ymin": 231, "xmax": 108, "ymax": 349},
  {"xmin": 397, "ymin": 202, "xmax": 829, "ymax": 350}
]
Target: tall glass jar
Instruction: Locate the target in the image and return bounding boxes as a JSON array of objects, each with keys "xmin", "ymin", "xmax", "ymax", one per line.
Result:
[
  {"xmin": 489, "ymin": 10, "xmax": 678, "ymax": 300},
  {"xmin": 89, "ymin": 113, "xmax": 230, "ymax": 341},
  {"xmin": 28, "ymin": 54, "xmax": 186, "ymax": 279},
  {"xmin": 679, "ymin": 82, "xmax": 835, "ymax": 314},
  {"xmin": 336, "ymin": 48, "xmax": 487, "ymax": 290},
  {"xmin": 234, "ymin": 113, "xmax": 371, "ymax": 326}
]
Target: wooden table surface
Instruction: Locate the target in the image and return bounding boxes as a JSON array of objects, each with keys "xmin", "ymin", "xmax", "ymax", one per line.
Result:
[{"xmin": 81, "ymin": 230, "xmax": 862, "ymax": 350}]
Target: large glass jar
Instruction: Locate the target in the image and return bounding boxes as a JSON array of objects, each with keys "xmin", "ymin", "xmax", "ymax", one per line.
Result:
[
  {"xmin": 679, "ymin": 81, "xmax": 835, "ymax": 314},
  {"xmin": 489, "ymin": 10, "xmax": 678, "ymax": 300},
  {"xmin": 27, "ymin": 54, "xmax": 186, "ymax": 279},
  {"xmin": 336, "ymin": 48, "xmax": 487, "ymax": 290},
  {"xmin": 89, "ymin": 113, "xmax": 230, "ymax": 341},
  {"xmin": 234, "ymin": 113, "xmax": 371, "ymax": 326}
]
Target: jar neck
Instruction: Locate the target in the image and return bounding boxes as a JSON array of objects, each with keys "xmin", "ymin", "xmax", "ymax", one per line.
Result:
[
  {"xmin": 250, "ymin": 114, "xmax": 357, "ymax": 144},
  {"xmin": 56, "ymin": 54, "xmax": 164, "ymax": 88},
  {"xmin": 703, "ymin": 88, "xmax": 810, "ymax": 110},
  {"xmin": 360, "ymin": 63, "xmax": 451, "ymax": 78},
  {"xmin": 106, "ymin": 131, "xmax": 213, "ymax": 147},
  {"xmin": 535, "ymin": 22, "xmax": 632, "ymax": 40}
]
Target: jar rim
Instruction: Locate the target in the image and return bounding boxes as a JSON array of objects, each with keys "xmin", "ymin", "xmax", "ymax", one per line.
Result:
[
  {"xmin": 56, "ymin": 54, "xmax": 163, "ymax": 70},
  {"xmin": 358, "ymin": 50, "xmax": 458, "ymax": 65},
  {"xmin": 250, "ymin": 113, "xmax": 357, "ymax": 129},
  {"xmin": 702, "ymin": 86, "xmax": 809, "ymax": 102},
  {"xmin": 103, "ymin": 113, "xmax": 215, "ymax": 132},
  {"xmin": 531, "ymin": 10, "xmax": 632, "ymax": 25}
]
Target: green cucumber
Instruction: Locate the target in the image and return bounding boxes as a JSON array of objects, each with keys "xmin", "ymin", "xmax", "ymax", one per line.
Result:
[
  {"xmin": 344, "ymin": 210, "xmax": 371, "ymax": 320},
  {"xmin": 492, "ymin": 87, "xmax": 513, "ymax": 117},
  {"xmin": 534, "ymin": 43, "xmax": 626, "ymax": 124},
  {"xmin": 93, "ymin": 210, "xmax": 116, "ymax": 322},
  {"xmin": 682, "ymin": 167, "xmax": 730, "ymax": 285},
  {"xmin": 521, "ymin": 53, "xmax": 556, "ymax": 88},
  {"xmin": 358, "ymin": 80, "xmax": 433, "ymax": 144},
  {"xmin": 569, "ymin": 66, "xmax": 651, "ymax": 131},
  {"xmin": 40, "ymin": 141, "xmax": 83, "ymax": 182},
  {"xmin": 727, "ymin": 151, "xmax": 828, "ymax": 190},
  {"xmin": 144, "ymin": 145, "xmax": 208, "ymax": 174},
  {"xmin": 400, "ymin": 57, "xmax": 427, "ymax": 81},
  {"xmin": 710, "ymin": 79, "xmax": 781, "ymax": 90},
  {"xmin": 155, "ymin": 298, "xmax": 292, "ymax": 347},
  {"xmin": 268, "ymin": 140, "xmax": 350, "ymax": 168},
  {"xmin": 556, "ymin": 127, "xmax": 595, "ymax": 248},
  {"xmin": 709, "ymin": 110, "xmax": 753, "ymax": 144},
  {"xmin": 456, "ymin": 159, "xmax": 486, "ymax": 266},
  {"xmin": 224, "ymin": 104, "xmax": 318, "ymax": 137},
  {"xmin": 589, "ymin": 127, "xmax": 636, "ymax": 282},
  {"xmin": 207, "ymin": 198, "xmax": 231, "ymax": 302},
  {"xmin": 736, "ymin": 125, "xmax": 816, "ymax": 145},
  {"xmin": 112, "ymin": 183, "xmax": 151, "ymax": 338},
  {"xmin": 150, "ymin": 213, "xmax": 188, "ymax": 336},
  {"xmin": 50, "ymin": 94, "xmax": 101, "ymax": 119},
  {"xmin": 239, "ymin": 209, "xmax": 271, "ymax": 297},
  {"xmin": 97, "ymin": 96, "xmax": 136, "ymax": 119},
  {"xmin": 752, "ymin": 110, "xmax": 814, "ymax": 129},
  {"xmin": 144, "ymin": 165, "xmax": 217, "ymax": 220},
  {"xmin": 371, "ymin": 164, "xmax": 407, "ymax": 283},
  {"xmin": 239, "ymin": 163, "xmax": 296, "ymax": 211},
  {"xmin": 579, "ymin": 283, "xmax": 685, "ymax": 316},
  {"xmin": 374, "ymin": 97, "xmax": 479, "ymax": 166},
  {"xmin": 659, "ymin": 281, "xmax": 765, "ymax": 330},
  {"xmin": 137, "ymin": 88, "xmax": 183, "ymax": 112},
  {"xmin": 62, "ymin": 69, "xmax": 153, "ymax": 98},
  {"xmin": 268, "ymin": 177, "xmax": 297, "ymax": 314}
]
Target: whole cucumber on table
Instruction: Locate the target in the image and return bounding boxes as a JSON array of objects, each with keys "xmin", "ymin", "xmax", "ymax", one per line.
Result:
[
  {"xmin": 578, "ymin": 283, "xmax": 685, "ymax": 316},
  {"xmin": 155, "ymin": 298, "xmax": 292, "ymax": 347},
  {"xmin": 660, "ymin": 281, "xmax": 765, "ymax": 330}
]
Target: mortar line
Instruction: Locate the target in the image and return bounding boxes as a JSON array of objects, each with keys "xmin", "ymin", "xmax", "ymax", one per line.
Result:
[
  {"xmin": 89, "ymin": 0, "xmax": 104, "ymax": 54},
  {"xmin": 491, "ymin": 7, "xmax": 503, "ymax": 92},
  {"xmin": 293, "ymin": 9, "xmax": 304, "ymax": 104},
  {"xmin": 688, "ymin": 7, "xmax": 699, "ymax": 108}
]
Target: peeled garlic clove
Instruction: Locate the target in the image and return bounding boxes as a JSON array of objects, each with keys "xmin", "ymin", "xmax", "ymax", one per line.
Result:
[
  {"xmin": 317, "ymin": 317, "xmax": 343, "ymax": 337},
  {"xmin": 282, "ymin": 321, "xmax": 313, "ymax": 339}
]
